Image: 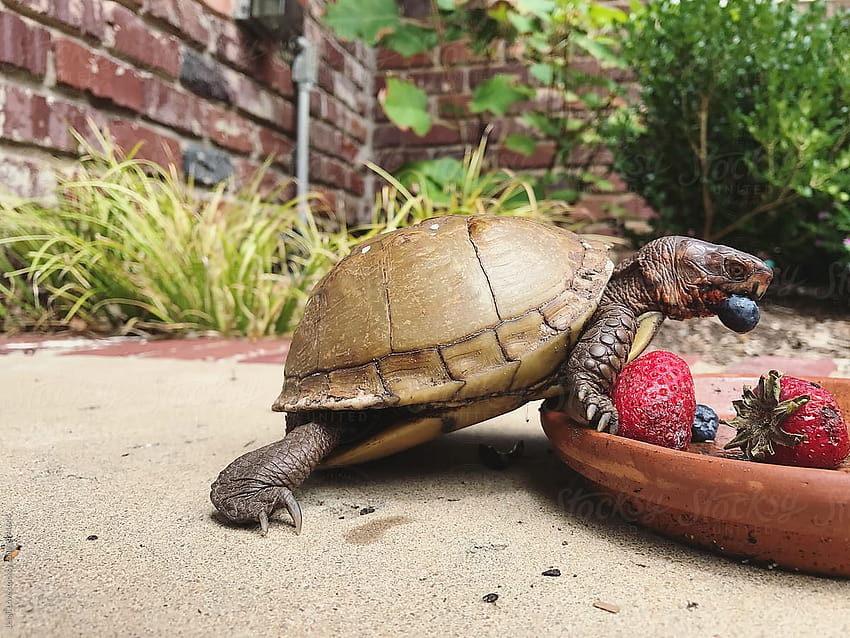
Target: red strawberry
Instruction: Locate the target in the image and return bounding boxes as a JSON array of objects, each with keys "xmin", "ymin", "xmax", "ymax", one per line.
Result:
[
  {"xmin": 611, "ymin": 350, "xmax": 696, "ymax": 450},
  {"xmin": 724, "ymin": 370, "xmax": 850, "ymax": 469}
]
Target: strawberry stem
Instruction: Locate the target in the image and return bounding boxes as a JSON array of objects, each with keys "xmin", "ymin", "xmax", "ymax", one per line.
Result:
[{"xmin": 723, "ymin": 370, "xmax": 809, "ymax": 460}]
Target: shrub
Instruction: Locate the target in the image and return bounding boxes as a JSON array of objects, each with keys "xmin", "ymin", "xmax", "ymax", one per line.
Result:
[{"xmin": 609, "ymin": 0, "xmax": 850, "ymax": 284}]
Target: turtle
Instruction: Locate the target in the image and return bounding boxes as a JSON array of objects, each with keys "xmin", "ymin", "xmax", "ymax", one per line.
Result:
[{"xmin": 210, "ymin": 214, "xmax": 772, "ymax": 534}]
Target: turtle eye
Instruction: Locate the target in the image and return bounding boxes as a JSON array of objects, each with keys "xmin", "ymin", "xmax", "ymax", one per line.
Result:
[{"xmin": 725, "ymin": 258, "xmax": 747, "ymax": 279}]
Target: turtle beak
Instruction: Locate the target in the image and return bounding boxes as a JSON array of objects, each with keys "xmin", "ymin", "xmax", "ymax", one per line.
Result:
[{"xmin": 749, "ymin": 266, "xmax": 773, "ymax": 300}]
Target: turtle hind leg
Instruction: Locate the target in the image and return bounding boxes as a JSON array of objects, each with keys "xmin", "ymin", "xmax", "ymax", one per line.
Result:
[{"xmin": 210, "ymin": 418, "xmax": 343, "ymax": 535}]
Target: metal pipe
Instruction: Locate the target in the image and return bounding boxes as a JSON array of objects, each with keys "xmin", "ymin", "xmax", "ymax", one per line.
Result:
[{"xmin": 292, "ymin": 37, "xmax": 317, "ymax": 222}]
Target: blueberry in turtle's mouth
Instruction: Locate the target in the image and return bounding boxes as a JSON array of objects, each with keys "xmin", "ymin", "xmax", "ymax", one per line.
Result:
[{"xmin": 717, "ymin": 294, "xmax": 760, "ymax": 333}]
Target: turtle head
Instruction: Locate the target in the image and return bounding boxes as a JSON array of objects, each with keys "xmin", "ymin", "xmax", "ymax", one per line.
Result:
[{"xmin": 636, "ymin": 236, "xmax": 773, "ymax": 324}]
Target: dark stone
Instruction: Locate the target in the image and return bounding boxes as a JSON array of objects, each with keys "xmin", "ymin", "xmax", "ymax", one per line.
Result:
[
  {"xmin": 183, "ymin": 145, "xmax": 234, "ymax": 186},
  {"xmin": 180, "ymin": 48, "xmax": 230, "ymax": 103}
]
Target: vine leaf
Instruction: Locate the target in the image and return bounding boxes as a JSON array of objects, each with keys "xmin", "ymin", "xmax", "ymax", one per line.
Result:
[
  {"xmin": 379, "ymin": 78, "xmax": 432, "ymax": 136},
  {"xmin": 504, "ymin": 134, "xmax": 537, "ymax": 156},
  {"xmin": 470, "ymin": 74, "xmax": 533, "ymax": 116},
  {"xmin": 380, "ymin": 25, "xmax": 439, "ymax": 57},
  {"xmin": 324, "ymin": 0, "xmax": 400, "ymax": 43}
]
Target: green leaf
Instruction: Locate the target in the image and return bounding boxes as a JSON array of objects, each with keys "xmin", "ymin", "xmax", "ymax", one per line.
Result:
[
  {"xmin": 529, "ymin": 63, "xmax": 555, "ymax": 85},
  {"xmin": 470, "ymin": 74, "xmax": 533, "ymax": 116},
  {"xmin": 324, "ymin": 0, "xmax": 400, "ymax": 44},
  {"xmin": 380, "ymin": 24, "xmax": 439, "ymax": 57},
  {"xmin": 504, "ymin": 134, "xmax": 537, "ymax": 156},
  {"xmin": 523, "ymin": 112, "xmax": 561, "ymax": 137},
  {"xmin": 380, "ymin": 78, "xmax": 432, "ymax": 136},
  {"xmin": 572, "ymin": 33, "xmax": 626, "ymax": 68},
  {"xmin": 515, "ymin": 0, "xmax": 556, "ymax": 17},
  {"xmin": 550, "ymin": 188, "xmax": 579, "ymax": 202},
  {"xmin": 588, "ymin": 4, "xmax": 628, "ymax": 27}
]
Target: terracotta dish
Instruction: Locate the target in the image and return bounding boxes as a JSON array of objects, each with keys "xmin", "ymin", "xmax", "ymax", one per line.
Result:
[{"xmin": 541, "ymin": 375, "xmax": 850, "ymax": 577}]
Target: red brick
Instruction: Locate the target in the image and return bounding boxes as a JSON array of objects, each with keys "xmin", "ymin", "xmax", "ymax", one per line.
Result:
[
  {"xmin": 566, "ymin": 146, "xmax": 613, "ymax": 167},
  {"xmin": 322, "ymin": 36, "xmax": 345, "ymax": 72},
  {"xmin": 498, "ymin": 141, "xmax": 556, "ymax": 169},
  {"xmin": 309, "ymin": 119, "xmax": 338, "ymax": 155},
  {"xmin": 308, "ymin": 151, "xmax": 322, "ymax": 178},
  {"xmin": 440, "ymin": 40, "xmax": 488, "ymax": 66},
  {"xmin": 142, "ymin": 76, "xmax": 205, "ymax": 136},
  {"xmin": 348, "ymin": 115, "xmax": 367, "ymax": 144},
  {"xmin": 408, "ymin": 69, "xmax": 465, "ymax": 94},
  {"xmin": 319, "ymin": 157, "xmax": 348, "ymax": 190},
  {"xmin": 104, "ymin": 2, "xmax": 181, "ymax": 76},
  {"xmin": 373, "ymin": 123, "xmax": 402, "ymax": 148},
  {"xmin": 374, "ymin": 148, "xmax": 431, "ymax": 172},
  {"xmin": 317, "ymin": 65, "xmax": 334, "ymax": 94},
  {"xmin": 232, "ymin": 76, "xmax": 294, "ymax": 130},
  {"xmin": 571, "ymin": 195, "xmax": 612, "ymax": 223},
  {"xmin": 376, "ymin": 48, "xmax": 433, "ymax": 70},
  {"xmin": 404, "ymin": 123, "xmax": 463, "ymax": 147},
  {"xmin": 617, "ymin": 194, "xmax": 657, "ymax": 220},
  {"xmin": 234, "ymin": 157, "xmax": 288, "ymax": 193},
  {"xmin": 1, "ymin": 86, "xmax": 104, "ymax": 152},
  {"xmin": 309, "ymin": 91, "xmax": 322, "ymax": 118},
  {"xmin": 146, "ymin": 0, "xmax": 210, "ymax": 47},
  {"xmin": 107, "ymin": 118, "xmax": 181, "ymax": 167},
  {"xmin": 258, "ymin": 53, "xmax": 294, "ymax": 97},
  {"xmin": 509, "ymin": 88, "xmax": 566, "ymax": 115},
  {"xmin": 212, "ymin": 15, "xmax": 254, "ymax": 72},
  {"xmin": 13, "ymin": 0, "xmax": 105, "ymax": 39},
  {"xmin": 313, "ymin": 188, "xmax": 337, "ymax": 214},
  {"xmin": 437, "ymin": 94, "xmax": 471, "ymax": 119},
  {"xmin": 257, "ymin": 128, "xmax": 294, "ymax": 167},
  {"xmin": 469, "ymin": 64, "xmax": 529, "ymax": 88},
  {"xmin": 345, "ymin": 57, "xmax": 371, "ymax": 91},
  {"xmin": 0, "ymin": 12, "xmax": 50, "ymax": 76},
  {"xmin": 205, "ymin": 104, "xmax": 256, "ymax": 154},
  {"xmin": 54, "ymin": 38, "xmax": 143, "ymax": 112},
  {"xmin": 346, "ymin": 170, "xmax": 365, "ymax": 196},
  {"xmin": 337, "ymin": 133, "xmax": 359, "ymax": 163}
]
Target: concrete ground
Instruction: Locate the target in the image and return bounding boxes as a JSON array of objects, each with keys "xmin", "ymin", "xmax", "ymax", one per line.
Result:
[{"xmin": 3, "ymin": 343, "xmax": 850, "ymax": 637}]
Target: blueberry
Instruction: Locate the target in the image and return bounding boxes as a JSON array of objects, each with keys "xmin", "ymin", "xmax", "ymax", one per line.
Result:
[
  {"xmin": 692, "ymin": 404, "xmax": 719, "ymax": 442},
  {"xmin": 717, "ymin": 295, "xmax": 760, "ymax": 333}
]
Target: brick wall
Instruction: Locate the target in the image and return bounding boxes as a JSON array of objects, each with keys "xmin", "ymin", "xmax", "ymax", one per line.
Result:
[
  {"xmin": 373, "ymin": 37, "xmax": 652, "ymax": 232},
  {"xmin": 0, "ymin": 0, "xmax": 375, "ymax": 219}
]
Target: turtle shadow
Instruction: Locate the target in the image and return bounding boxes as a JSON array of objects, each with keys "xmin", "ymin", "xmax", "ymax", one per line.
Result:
[{"xmin": 306, "ymin": 413, "xmax": 579, "ymax": 507}]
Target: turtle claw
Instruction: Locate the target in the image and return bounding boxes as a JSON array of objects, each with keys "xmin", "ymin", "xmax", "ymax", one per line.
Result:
[
  {"xmin": 596, "ymin": 412, "xmax": 612, "ymax": 433},
  {"xmin": 282, "ymin": 491, "xmax": 303, "ymax": 535},
  {"xmin": 586, "ymin": 403, "xmax": 598, "ymax": 423},
  {"xmin": 254, "ymin": 490, "xmax": 302, "ymax": 535}
]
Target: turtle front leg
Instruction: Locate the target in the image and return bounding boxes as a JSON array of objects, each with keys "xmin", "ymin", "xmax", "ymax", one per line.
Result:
[
  {"xmin": 560, "ymin": 306, "xmax": 639, "ymax": 434},
  {"xmin": 210, "ymin": 419, "xmax": 343, "ymax": 535}
]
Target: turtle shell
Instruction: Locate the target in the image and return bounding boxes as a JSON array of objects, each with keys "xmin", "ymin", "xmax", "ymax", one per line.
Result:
[{"xmin": 273, "ymin": 215, "xmax": 613, "ymax": 417}]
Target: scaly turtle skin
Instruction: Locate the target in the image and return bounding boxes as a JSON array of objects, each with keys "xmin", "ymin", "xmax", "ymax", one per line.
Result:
[{"xmin": 210, "ymin": 215, "xmax": 772, "ymax": 534}]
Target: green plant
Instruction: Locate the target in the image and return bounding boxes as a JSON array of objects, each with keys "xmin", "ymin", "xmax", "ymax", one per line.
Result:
[
  {"xmin": 1, "ymin": 130, "xmax": 577, "ymax": 337},
  {"xmin": 610, "ymin": 0, "xmax": 850, "ymax": 282},
  {"xmin": 324, "ymin": 0, "xmax": 628, "ymax": 200},
  {"xmin": 0, "ymin": 129, "xmax": 350, "ymax": 337},
  {"xmin": 368, "ymin": 136, "xmax": 576, "ymax": 227}
]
